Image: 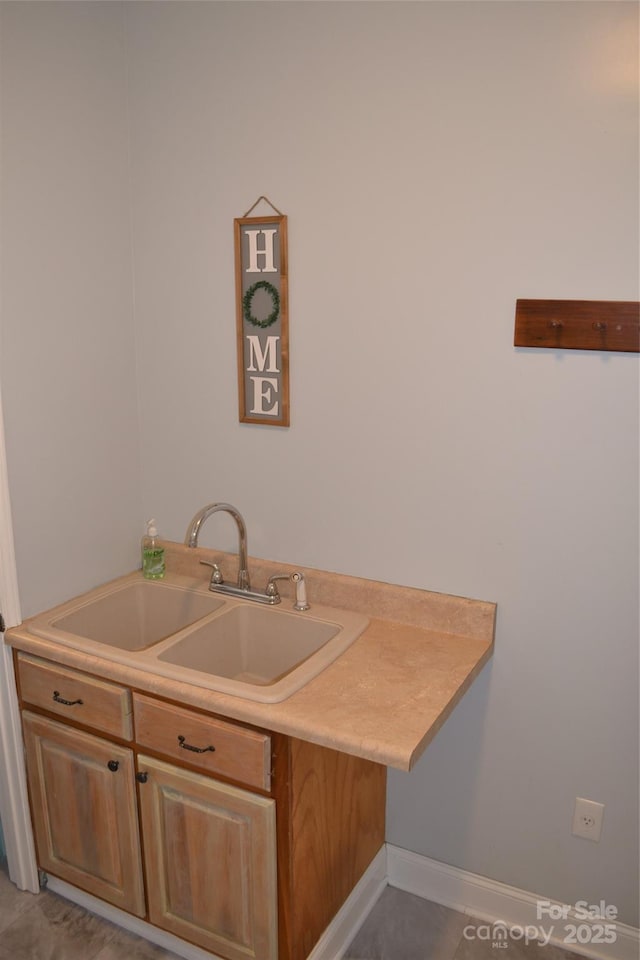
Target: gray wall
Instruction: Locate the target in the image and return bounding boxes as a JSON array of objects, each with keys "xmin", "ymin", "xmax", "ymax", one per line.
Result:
[
  {"xmin": 0, "ymin": 1, "xmax": 142, "ymax": 615},
  {"xmin": 1, "ymin": 0, "xmax": 638, "ymax": 927}
]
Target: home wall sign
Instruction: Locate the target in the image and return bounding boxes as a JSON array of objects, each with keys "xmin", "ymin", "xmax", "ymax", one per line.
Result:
[{"xmin": 235, "ymin": 197, "xmax": 289, "ymax": 426}]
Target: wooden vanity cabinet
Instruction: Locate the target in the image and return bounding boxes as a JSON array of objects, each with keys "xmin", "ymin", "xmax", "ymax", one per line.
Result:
[
  {"xmin": 133, "ymin": 692, "xmax": 278, "ymax": 960},
  {"xmin": 21, "ymin": 710, "xmax": 146, "ymax": 916},
  {"xmin": 138, "ymin": 754, "xmax": 277, "ymax": 960},
  {"xmin": 15, "ymin": 652, "xmax": 386, "ymax": 960}
]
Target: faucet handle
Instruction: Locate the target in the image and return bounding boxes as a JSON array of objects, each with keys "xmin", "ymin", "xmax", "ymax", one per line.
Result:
[
  {"xmin": 265, "ymin": 572, "xmax": 311, "ymax": 610},
  {"xmin": 200, "ymin": 560, "xmax": 223, "ymax": 586},
  {"xmin": 265, "ymin": 574, "xmax": 289, "ymax": 601}
]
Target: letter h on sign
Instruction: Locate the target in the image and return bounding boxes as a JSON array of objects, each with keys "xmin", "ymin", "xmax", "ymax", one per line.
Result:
[{"xmin": 234, "ymin": 213, "xmax": 289, "ymax": 426}]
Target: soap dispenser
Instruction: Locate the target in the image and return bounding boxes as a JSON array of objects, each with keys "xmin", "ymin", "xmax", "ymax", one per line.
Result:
[{"xmin": 142, "ymin": 519, "xmax": 165, "ymax": 580}]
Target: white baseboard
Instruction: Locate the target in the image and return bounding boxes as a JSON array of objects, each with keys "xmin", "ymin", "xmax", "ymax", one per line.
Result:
[{"xmin": 386, "ymin": 844, "xmax": 640, "ymax": 960}]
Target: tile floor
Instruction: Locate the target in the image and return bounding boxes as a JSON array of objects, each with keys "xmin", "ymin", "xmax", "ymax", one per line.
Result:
[
  {"xmin": 0, "ymin": 858, "xmax": 586, "ymax": 960},
  {"xmin": 0, "ymin": 859, "xmax": 180, "ymax": 960}
]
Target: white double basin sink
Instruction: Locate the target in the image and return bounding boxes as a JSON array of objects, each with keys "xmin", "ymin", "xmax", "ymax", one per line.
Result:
[{"xmin": 27, "ymin": 576, "xmax": 369, "ymax": 703}]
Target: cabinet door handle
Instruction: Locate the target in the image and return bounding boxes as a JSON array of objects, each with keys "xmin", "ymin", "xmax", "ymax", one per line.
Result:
[
  {"xmin": 107, "ymin": 760, "xmax": 119, "ymax": 772},
  {"xmin": 177, "ymin": 735, "xmax": 215, "ymax": 754},
  {"xmin": 53, "ymin": 690, "xmax": 84, "ymax": 706},
  {"xmin": 135, "ymin": 771, "xmax": 148, "ymax": 784}
]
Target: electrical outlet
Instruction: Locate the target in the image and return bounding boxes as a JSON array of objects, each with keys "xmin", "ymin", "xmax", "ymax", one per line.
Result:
[{"xmin": 572, "ymin": 797, "xmax": 605, "ymax": 841}]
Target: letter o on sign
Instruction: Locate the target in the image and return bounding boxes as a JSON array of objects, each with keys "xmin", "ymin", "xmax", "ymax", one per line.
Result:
[{"xmin": 243, "ymin": 281, "xmax": 280, "ymax": 329}]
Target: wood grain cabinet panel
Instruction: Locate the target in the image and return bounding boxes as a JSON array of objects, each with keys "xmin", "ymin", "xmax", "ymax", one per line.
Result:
[
  {"xmin": 21, "ymin": 711, "xmax": 145, "ymax": 916},
  {"xmin": 137, "ymin": 754, "xmax": 278, "ymax": 960},
  {"xmin": 275, "ymin": 737, "xmax": 386, "ymax": 960}
]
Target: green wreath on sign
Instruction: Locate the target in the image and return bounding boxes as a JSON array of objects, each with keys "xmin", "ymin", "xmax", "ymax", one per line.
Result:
[{"xmin": 243, "ymin": 281, "xmax": 280, "ymax": 329}]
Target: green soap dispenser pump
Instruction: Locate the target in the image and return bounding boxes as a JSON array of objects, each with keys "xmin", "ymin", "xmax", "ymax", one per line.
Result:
[{"xmin": 142, "ymin": 519, "xmax": 165, "ymax": 580}]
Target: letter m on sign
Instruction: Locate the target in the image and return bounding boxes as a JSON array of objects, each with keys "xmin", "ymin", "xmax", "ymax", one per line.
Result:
[{"xmin": 234, "ymin": 212, "xmax": 289, "ymax": 426}]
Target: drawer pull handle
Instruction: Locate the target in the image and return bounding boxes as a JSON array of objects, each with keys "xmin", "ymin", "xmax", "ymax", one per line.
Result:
[
  {"xmin": 107, "ymin": 760, "xmax": 119, "ymax": 772},
  {"xmin": 177, "ymin": 735, "xmax": 215, "ymax": 755},
  {"xmin": 53, "ymin": 690, "xmax": 83, "ymax": 706}
]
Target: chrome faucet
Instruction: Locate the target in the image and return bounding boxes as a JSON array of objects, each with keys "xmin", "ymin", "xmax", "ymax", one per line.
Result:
[
  {"xmin": 184, "ymin": 502, "xmax": 250, "ymax": 589},
  {"xmin": 185, "ymin": 503, "xmax": 312, "ymax": 608}
]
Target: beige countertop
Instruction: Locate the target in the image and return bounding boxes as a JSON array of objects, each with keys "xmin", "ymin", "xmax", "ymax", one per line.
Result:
[{"xmin": 5, "ymin": 542, "xmax": 496, "ymax": 771}]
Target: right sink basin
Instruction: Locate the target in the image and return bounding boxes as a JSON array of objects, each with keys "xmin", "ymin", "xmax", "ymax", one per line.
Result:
[
  {"xmin": 158, "ymin": 604, "xmax": 340, "ymax": 683},
  {"xmin": 152, "ymin": 600, "xmax": 370, "ymax": 702}
]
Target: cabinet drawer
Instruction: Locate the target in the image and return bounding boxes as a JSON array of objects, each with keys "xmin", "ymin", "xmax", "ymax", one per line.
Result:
[
  {"xmin": 133, "ymin": 693, "xmax": 271, "ymax": 791},
  {"xmin": 17, "ymin": 653, "xmax": 133, "ymax": 741}
]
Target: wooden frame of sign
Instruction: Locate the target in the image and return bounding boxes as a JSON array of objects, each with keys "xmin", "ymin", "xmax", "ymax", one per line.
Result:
[{"xmin": 234, "ymin": 214, "xmax": 289, "ymax": 426}]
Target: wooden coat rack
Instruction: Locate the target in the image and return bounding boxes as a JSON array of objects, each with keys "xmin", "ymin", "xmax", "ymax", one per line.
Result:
[{"xmin": 514, "ymin": 300, "xmax": 639, "ymax": 353}]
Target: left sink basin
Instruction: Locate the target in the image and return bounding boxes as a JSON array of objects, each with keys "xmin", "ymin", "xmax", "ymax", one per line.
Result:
[{"xmin": 31, "ymin": 579, "xmax": 225, "ymax": 651}]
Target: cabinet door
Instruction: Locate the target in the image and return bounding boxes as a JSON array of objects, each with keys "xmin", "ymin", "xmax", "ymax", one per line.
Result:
[
  {"xmin": 22, "ymin": 711, "xmax": 145, "ymax": 917},
  {"xmin": 137, "ymin": 754, "xmax": 277, "ymax": 960}
]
